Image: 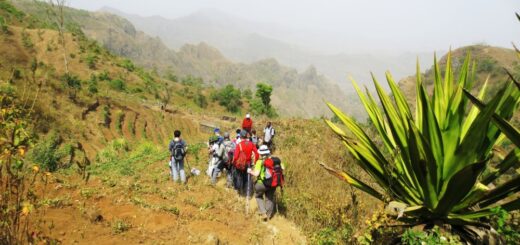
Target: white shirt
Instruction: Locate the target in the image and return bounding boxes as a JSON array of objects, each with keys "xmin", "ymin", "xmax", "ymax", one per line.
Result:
[{"xmin": 263, "ymin": 126, "xmax": 274, "ymax": 142}]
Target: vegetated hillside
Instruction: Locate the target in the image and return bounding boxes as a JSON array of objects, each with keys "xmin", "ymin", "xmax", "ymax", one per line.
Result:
[
  {"xmin": 12, "ymin": 0, "xmax": 355, "ymax": 119},
  {"xmin": 0, "ymin": 2, "xmax": 379, "ymax": 243},
  {"xmin": 399, "ymin": 45, "xmax": 520, "ymax": 126}
]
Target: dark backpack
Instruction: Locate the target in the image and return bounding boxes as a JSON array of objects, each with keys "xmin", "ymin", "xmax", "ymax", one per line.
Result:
[
  {"xmin": 171, "ymin": 141, "xmax": 186, "ymax": 161},
  {"xmin": 263, "ymin": 157, "xmax": 284, "ymax": 188}
]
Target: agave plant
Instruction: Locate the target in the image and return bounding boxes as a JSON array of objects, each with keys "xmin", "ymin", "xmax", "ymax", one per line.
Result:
[{"xmin": 322, "ymin": 53, "xmax": 520, "ymax": 239}]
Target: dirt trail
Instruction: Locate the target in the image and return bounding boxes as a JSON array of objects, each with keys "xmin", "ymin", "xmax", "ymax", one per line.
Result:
[{"xmin": 36, "ymin": 158, "xmax": 306, "ymax": 244}]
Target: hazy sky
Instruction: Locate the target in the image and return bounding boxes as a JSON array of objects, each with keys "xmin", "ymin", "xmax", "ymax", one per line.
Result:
[{"xmin": 67, "ymin": 0, "xmax": 520, "ymax": 53}]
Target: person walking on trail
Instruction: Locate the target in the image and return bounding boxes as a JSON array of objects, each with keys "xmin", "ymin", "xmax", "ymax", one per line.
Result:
[
  {"xmin": 263, "ymin": 122, "xmax": 275, "ymax": 150},
  {"xmin": 222, "ymin": 132, "xmax": 236, "ymax": 188},
  {"xmin": 168, "ymin": 130, "xmax": 187, "ymax": 184},
  {"xmin": 210, "ymin": 137, "xmax": 226, "ymax": 185},
  {"xmin": 242, "ymin": 113, "xmax": 253, "ymax": 133},
  {"xmin": 251, "ymin": 129, "xmax": 259, "ymax": 148},
  {"xmin": 247, "ymin": 145, "xmax": 285, "ymax": 221},
  {"xmin": 233, "ymin": 130, "xmax": 259, "ymax": 196},
  {"xmin": 206, "ymin": 135, "xmax": 219, "ymax": 177}
]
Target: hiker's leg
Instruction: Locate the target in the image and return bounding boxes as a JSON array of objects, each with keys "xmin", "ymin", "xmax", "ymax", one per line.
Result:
[
  {"xmin": 254, "ymin": 182, "xmax": 267, "ymax": 215},
  {"xmin": 179, "ymin": 160, "xmax": 186, "ymax": 183},
  {"xmin": 172, "ymin": 159, "xmax": 179, "ymax": 182},
  {"xmin": 236, "ymin": 170, "xmax": 244, "ymax": 195},
  {"xmin": 265, "ymin": 187, "xmax": 276, "ymax": 218},
  {"xmin": 211, "ymin": 162, "xmax": 221, "ymax": 185},
  {"xmin": 226, "ymin": 166, "xmax": 233, "ymax": 188},
  {"xmin": 170, "ymin": 158, "xmax": 175, "ymax": 180}
]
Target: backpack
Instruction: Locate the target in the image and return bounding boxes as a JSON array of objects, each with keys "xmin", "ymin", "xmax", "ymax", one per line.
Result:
[
  {"xmin": 171, "ymin": 141, "xmax": 186, "ymax": 161},
  {"xmin": 251, "ymin": 136, "xmax": 258, "ymax": 147},
  {"xmin": 235, "ymin": 141, "xmax": 251, "ymax": 171},
  {"xmin": 263, "ymin": 157, "xmax": 284, "ymax": 188},
  {"xmin": 222, "ymin": 140, "xmax": 235, "ymax": 163}
]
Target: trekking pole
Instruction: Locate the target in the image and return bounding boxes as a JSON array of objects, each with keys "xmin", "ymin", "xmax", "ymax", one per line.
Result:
[
  {"xmin": 185, "ymin": 155, "xmax": 192, "ymax": 177},
  {"xmin": 246, "ymin": 164, "xmax": 251, "ymax": 215}
]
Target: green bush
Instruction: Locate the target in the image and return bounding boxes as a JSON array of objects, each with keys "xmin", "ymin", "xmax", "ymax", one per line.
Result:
[
  {"xmin": 98, "ymin": 70, "xmax": 110, "ymax": 81},
  {"xmin": 0, "ymin": 16, "xmax": 8, "ymax": 33},
  {"xmin": 194, "ymin": 92, "xmax": 208, "ymax": 108},
  {"xmin": 490, "ymin": 207, "xmax": 520, "ymax": 244},
  {"xmin": 0, "ymin": 1, "xmax": 25, "ymax": 21},
  {"xmin": 21, "ymin": 31, "xmax": 33, "ymax": 49},
  {"xmin": 213, "ymin": 84, "xmax": 242, "ymax": 113},
  {"xmin": 29, "ymin": 132, "xmax": 67, "ymax": 172},
  {"xmin": 85, "ymin": 54, "xmax": 97, "ymax": 69},
  {"xmin": 62, "ymin": 73, "xmax": 81, "ymax": 89},
  {"xmin": 181, "ymin": 75, "xmax": 203, "ymax": 88},
  {"xmin": 118, "ymin": 59, "xmax": 135, "ymax": 72},
  {"xmin": 242, "ymin": 88, "xmax": 253, "ymax": 100},
  {"xmin": 401, "ymin": 227, "xmax": 461, "ymax": 245},
  {"xmin": 109, "ymin": 79, "xmax": 125, "ymax": 91},
  {"xmin": 87, "ymin": 74, "xmax": 98, "ymax": 94}
]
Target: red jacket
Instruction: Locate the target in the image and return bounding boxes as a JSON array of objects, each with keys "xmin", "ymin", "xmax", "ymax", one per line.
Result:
[
  {"xmin": 233, "ymin": 140, "xmax": 259, "ymax": 165},
  {"xmin": 242, "ymin": 118, "xmax": 253, "ymax": 131}
]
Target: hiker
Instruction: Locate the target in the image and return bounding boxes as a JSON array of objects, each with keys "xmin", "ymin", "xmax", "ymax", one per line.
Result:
[
  {"xmin": 232, "ymin": 130, "xmax": 259, "ymax": 196},
  {"xmin": 168, "ymin": 130, "xmax": 188, "ymax": 184},
  {"xmin": 263, "ymin": 122, "xmax": 275, "ymax": 150},
  {"xmin": 210, "ymin": 136, "xmax": 226, "ymax": 185},
  {"xmin": 247, "ymin": 145, "xmax": 285, "ymax": 221},
  {"xmin": 251, "ymin": 129, "xmax": 259, "ymax": 148},
  {"xmin": 242, "ymin": 113, "xmax": 253, "ymax": 133},
  {"xmin": 222, "ymin": 132, "xmax": 236, "ymax": 188},
  {"xmin": 234, "ymin": 128, "xmax": 243, "ymax": 144},
  {"xmin": 206, "ymin": 135, "xmax": 219, "ymax": 177},
  {"xmin": 214, "ymin": 127, "xmax": 223, "ymax": 141}
]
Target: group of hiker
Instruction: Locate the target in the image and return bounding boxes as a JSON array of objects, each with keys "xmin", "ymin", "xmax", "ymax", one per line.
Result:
[{"xmin": 168, "ymin": 113, "xmax": 284, "ymax": 221}]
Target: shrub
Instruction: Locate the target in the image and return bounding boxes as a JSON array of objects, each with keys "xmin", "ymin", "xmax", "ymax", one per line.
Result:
[
  {"xmin": 62, "ymin": 73, "xmax": 81, "ymax": 89},
  {"xmin": 98, "ymin": 70, "xmax": 110, "ymax": 81},
  {"xmin": 85, "ymin": 54, "xmax": 97, "ymax": 69},
  {"xmin": 109, "ymin": 79, "xmax": 125, "ymax": 91},
  {"xmin": 322, "ymin": 53, "xmax": 520, "ymax": 242},
  {"xmin": 21, "ymin": 31, "xmax": 33, "ymax": 49},
  {"xmin": 29, "ymin": 132, "xmax": 66, "ymax": 172},
  {"xmin": 0, "ymin": 87, "xmax": 45, "ymax": 244},
  {"xmin": 0, "ymin": 16, "xmax": 8, "ymax": 33},
  {"xmin": 490, "ymin": 207, "xmax": 520, "ymax": 244},
  {"xmin": 118, "ymin": 59, "xmax": 135, "ymax": 72},
  {"xmin": 401, "ymin": 227, "xmax": 461, "ymax": 245},
  {"xmin": 242, "ymin": 88, "xmax": 253, "ymax": 100},
  {"xmin": 194, "ymin": 92, "xmax": 208, "ymax": 108},
  {"xmin": 213, "ymin": 84, "xmax": 242, "ymax": 113},
  {"xmin": 111, "ymin": 219, "xmax": 131, "ymax": 234},
  {"xmin": 87, "ymin": 74, "xmax": 98, "ymax": 94}
]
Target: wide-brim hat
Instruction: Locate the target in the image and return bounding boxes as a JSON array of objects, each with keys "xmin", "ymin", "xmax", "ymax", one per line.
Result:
[{"xmin": 258, "ymin": 145, "xmax": 270, "ymax": 155}]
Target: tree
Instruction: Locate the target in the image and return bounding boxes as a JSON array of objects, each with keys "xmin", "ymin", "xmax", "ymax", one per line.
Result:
[
  {"xmin": 213, "ymin": 84, "xmax": 242, "ymax": 113},
  {"xmin": 252, "ymin": 83, "xmax": 277, "ymax": 117},
  {"xmin": 255, "ymin": 83, "xmax": 273, "ymax": 109}
]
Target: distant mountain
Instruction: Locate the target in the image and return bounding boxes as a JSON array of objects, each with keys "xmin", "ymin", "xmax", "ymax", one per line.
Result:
[
  {"xmin": 102, "ymin": 7, "xmax": 434, "ymax": 92},
  {"xmin": 12, "ymin": 1, "xmax": 358, "ymax": 118}
]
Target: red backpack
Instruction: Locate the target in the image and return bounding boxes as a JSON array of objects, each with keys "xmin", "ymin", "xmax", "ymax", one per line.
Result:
[
  {"xmin": 263, "ymin": 157, "xmax": 284, "ymax": 188},
  {"xmin": 235, "ymin": 141, "xmax": 250, "ymax": 171}
]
